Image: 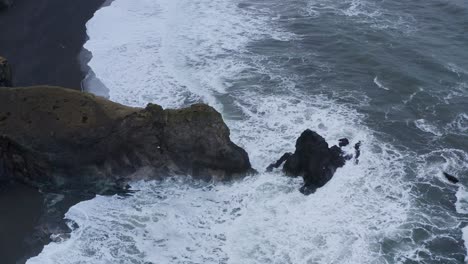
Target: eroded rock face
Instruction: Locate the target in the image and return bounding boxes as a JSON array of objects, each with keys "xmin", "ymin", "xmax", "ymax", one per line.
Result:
[
  {"xmin": 267, "ymin": 129, "xmax": 348, "ymax": 194},
  {"xmin": 0, "ymin": 86, "xmax": 252, "ymax": 192},
  {"xmin": 0, "ymin": 57, "xmax": 12, "ymax": 87}
]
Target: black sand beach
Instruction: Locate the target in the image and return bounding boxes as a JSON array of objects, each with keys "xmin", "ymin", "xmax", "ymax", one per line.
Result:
[
  {"xmin": 0, "ymin": 183, "xmax": 44, "ymax": 264},
  {"xmin": 0, "ymin": 0, "xmax": 106, "ymax": 89},
  {"xmin": 0, "ymin": 0, "xmax": 105, "ymax": 263}
]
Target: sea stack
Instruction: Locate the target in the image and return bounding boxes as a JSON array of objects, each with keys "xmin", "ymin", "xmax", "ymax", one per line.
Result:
[
  {"xmin": 0, "ymin": 56, "xmax": 12, "ymax": 87},
  {"xmin": 268, "ymin": 129, "xmax": 348, "ymax": 194},
  {"xmin": 0, "ymin": 86, "xmax": 252, "ymax": 193}
]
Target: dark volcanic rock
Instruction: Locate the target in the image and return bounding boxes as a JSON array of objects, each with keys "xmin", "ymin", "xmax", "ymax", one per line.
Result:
[
  {"xmin": 268, "ymin": 129, "xmax": 347, "ymax": 194},
  {"xmin": 443, "ymin": 172, "xmax": 459, "ymax": 184},
  {"xmin": 0, "ymin": 56, "xmax": 12, "ymax": 87},
  {"xmin": 338, "ymin": 138, "xmax": 349, "ymax": 147},
  {"xmin": 266, "ymin": 152, "xmax": 292, "ymax": 172},
  {"xmin": 0, "ymin": 86, "xmax": 252, "ymax": 192}
]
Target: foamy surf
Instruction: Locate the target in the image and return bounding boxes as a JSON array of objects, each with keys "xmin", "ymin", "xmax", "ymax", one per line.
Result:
[
  {"xmin": 28, "ymin": 0, "xmax": 468, "ymax": 263},
  {"xmin": 374, "ymin": 76, "xmax": 389, "ymax": 91}
]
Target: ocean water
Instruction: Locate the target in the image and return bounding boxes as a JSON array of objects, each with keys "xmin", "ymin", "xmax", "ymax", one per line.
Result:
[{"xmin": 28, "ymin": 0, "xmax": 468, "ymax": 263}]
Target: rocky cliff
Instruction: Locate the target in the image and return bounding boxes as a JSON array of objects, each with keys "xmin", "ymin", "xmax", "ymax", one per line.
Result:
[{"xmin": 0, "ymin": 86, "xmax": 252, "ymax": 193}]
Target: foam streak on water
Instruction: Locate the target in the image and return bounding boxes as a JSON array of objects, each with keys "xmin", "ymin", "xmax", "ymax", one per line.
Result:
[{"xmin": 28, "ymin": 0, "xmax": 467, "ymax": 263}]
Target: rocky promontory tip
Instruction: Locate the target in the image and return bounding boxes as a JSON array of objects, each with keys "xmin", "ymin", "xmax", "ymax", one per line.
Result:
[
  {"xmin": 0, "ymin": 86, "xmax": 252, "ymax": 193},
  {"xmin": 0, "ymin": 56, "xmax": 12, "ymax": 87}
]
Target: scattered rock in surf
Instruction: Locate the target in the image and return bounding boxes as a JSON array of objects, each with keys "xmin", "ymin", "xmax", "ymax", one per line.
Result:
[
  {"xmin": 339, "ymin": 138, "xmax": 349, "ymax": 147},
  {"xmin": 443, "ymin": 172, "xmax": 459, "ymax": 184},
  {"xmin": 0, "ymin": 86, "xmax": 253, "ymax": 193},
  {"xmin": 267, "ymin": 129, "xmax": 348, "ymax": 195},
  {"xmin": 0, "ymin": 56, "xmax": 12, "ymax": 87},
  {"xmin": 354, "ymin": 141, "xmax": 361, "ymax": 164}
]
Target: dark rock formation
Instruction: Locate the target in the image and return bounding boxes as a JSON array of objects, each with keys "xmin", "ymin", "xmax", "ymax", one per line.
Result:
[
  {"xmin": 0, "ymin": 0, "xmax": 12, "ymax": 10},
  {"xmin": 0, "ymin": 86, "xmax": 252, "ymax": 193},
  {"xmin": 0, "ymin": 56, "xmax": 12, "ymax": 87},
  {"xmin": 338, "ymin": 138, "xmax": 349, "ymax": 147},
  {"xmin": 266, "ymin": 152, "xmax": 292, "ymax": 172},
  {"xmin": 268, "ymin": 129, "xmax": 348, "ymax": 195},
  {"xmin": 443, "ymin": 172, "xmax": 459, "ymax": 184},
  {"xmin": 354, "ymin": 141, "xmax": 361, "ymax": 164}
]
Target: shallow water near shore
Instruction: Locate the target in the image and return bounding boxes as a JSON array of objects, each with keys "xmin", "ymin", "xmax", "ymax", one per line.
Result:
[{"xmin": 29, "ymin": 0, "xmax": 468, "ymax": 263}]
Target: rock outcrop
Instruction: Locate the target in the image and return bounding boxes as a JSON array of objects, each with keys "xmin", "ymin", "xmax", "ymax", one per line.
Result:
[
  {"xmin": 267, "ymin": 129, "xmax": 348, "ymax": 194},
  {"xmin": 0, "ymin": 86, "xmax": 252, "ymax": 193},
  {"xmin": 0, "ymin": 56, "xmax": 12, "ymax": 87}
]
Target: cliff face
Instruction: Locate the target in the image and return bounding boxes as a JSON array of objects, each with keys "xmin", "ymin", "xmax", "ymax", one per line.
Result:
[
  {"xmin": 0, "ymin": 56, "xmax": 12, "ymax": 87},
  {"xmin": 0, "ymin": 86, "xmax": 252, "ymax": 192}
]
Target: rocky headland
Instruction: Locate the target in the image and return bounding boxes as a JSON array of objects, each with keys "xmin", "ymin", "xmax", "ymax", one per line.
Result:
[
  {"xmin": 0, "ymin": 86, "xmax": 253, "ymax": 194},
  {"xmin": 0, "ymin": 84, "xmax": 253, "ymax": 263}
]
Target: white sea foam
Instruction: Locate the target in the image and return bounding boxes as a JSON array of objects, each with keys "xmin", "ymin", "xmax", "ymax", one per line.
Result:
[
  {"xmin": 306, "ymin": 0, "xmax": 415, "ymax": 32},
  {"xmin": 446, "ymin": 62, "xmax": 468, "ymax": 78},
  {"xmin": 402, "ymin": 87, "xmax": 424, "ymax": 105},
  {"xmin": 83, "ymin": 0, "xmax": 296, "ymax": 109},
  {"xmin": 414, "ymin": 119, "xmax": 443, "ymax": 137},
  {"xmin": 26, "ymin": 0, "xmax": 439, "ymax": 263},
  {"xmin": 459, "ymin": 187, "xmax": 468, "ymax": 263},
  {"xmin": 373, "ymin": 76, "xmax": 389, "ymax": 90}
]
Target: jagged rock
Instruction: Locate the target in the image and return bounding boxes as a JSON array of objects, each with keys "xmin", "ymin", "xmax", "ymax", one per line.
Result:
[
  {"xmin": 0, "ymin": 0, "xmax": 12, "ymax": 10},
  {"xmin": 268, "ymin": 129, "xmax": 347, "ymax": 194},
  {"xmin": 338, "ymin": 138, "xmax": 349, "ymax": 147},
  {"xmin": 266, "ymin": 153, "xmax": 292, "ymax": 172},
  {"xmin": 443, "ymin": 172, "xmax": 459, "ymax": 184},
  {"xmin": 0, "ymin": 86, "xmax": 252, "ymax": 192},
  {"xmin": 0, "ymin": 56, "xmax": 12, "ymax": 87}
]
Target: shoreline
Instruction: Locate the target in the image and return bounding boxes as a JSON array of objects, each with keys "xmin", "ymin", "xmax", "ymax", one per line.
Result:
[{"xmin": 0, "ymin": 0, "xmax": 106, "ymax": 263}]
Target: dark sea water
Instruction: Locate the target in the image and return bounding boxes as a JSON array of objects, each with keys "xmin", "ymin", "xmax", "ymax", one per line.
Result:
[{"xmin": 29, "ymin": 0, "xmax": 468, "ymax": 263}]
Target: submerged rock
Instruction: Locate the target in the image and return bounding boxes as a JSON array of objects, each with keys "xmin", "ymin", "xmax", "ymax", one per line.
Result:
[
  {"xmin": 0, "ymin": 56, "xmax": 12, "ymax": 87},
  {"xmin": 268, "ymin": 129, "xmax": 348, "ymax": 194},
  {"xmin": 0, "ymin": 86, "xmax": 252, "ymax": 193}
]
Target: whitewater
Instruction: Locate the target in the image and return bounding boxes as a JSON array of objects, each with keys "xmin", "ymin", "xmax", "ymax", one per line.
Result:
[{"xmin": 28, "ymin": 0, "xmax": 468, "ymax": 263}]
